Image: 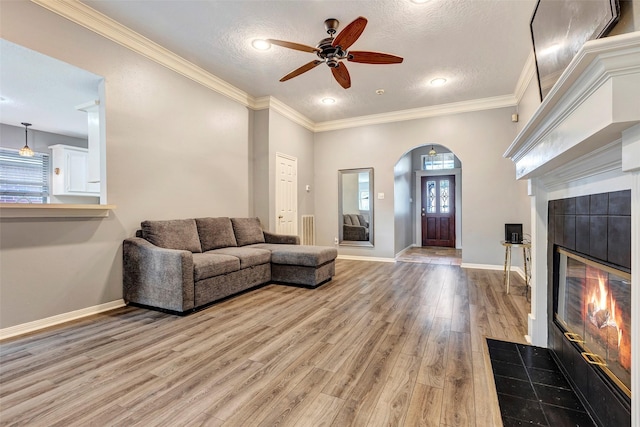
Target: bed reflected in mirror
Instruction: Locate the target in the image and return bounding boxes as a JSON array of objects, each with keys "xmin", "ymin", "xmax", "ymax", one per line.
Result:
[{"xmin": 339, "ymin": 168, "xmax": 373, "ymax": 247}]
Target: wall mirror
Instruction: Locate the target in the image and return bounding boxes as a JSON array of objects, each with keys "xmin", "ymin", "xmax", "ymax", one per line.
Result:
[
  {"xmin": 339, "ymin": 168, "xmax": 374, "ymax": 247},
  {"xmin": 0, "ymin": 39, "xmax": 106, "ymax": 205}
]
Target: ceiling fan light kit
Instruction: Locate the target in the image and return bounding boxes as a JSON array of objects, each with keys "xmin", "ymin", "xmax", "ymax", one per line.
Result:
[{"xmin": 267, "ymin": 16, "xmax": 404, "ymax": 89}]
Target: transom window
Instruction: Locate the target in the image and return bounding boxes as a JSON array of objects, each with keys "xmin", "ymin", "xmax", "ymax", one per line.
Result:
[
  {"xmin": 422, "ymin": 152, "xmax": 455, "ymax": 170},
  {"xmin": 0, "ymin": 148, "xmax": 50, "ymax": 203}
]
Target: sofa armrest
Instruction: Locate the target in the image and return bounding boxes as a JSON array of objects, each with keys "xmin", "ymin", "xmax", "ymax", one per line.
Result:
[
  {"xmin": 263, "ymin": 230, "xmax": 300, "ymax": 245},
  {"xmin": 123, "ymin": 237, "xmax": 195, "ymax": 312}
]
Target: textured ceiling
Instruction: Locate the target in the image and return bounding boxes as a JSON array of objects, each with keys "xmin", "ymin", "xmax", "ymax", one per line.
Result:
[
  {"xmin": 82, "ymin": 0, "xmax": 538, "ymax": 123},
  {"xmin": 0, "ymin": 1, "xmax": 538, "ymax": 137}
]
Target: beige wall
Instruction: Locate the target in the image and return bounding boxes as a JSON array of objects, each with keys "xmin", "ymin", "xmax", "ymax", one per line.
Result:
[
  {"xmin": 0, "ymin": 2, "xmax": 251, "ymax": 328},
  {"xmin": 610, "ymin": 0, "xmax": 640, "ymax": 35},
  {"xmin": 314, "ymin": 108, "xmax": 531, "ymax": 264}
]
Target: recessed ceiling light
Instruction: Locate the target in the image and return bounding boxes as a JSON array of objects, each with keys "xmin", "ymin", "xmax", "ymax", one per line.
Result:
[
  {"xmin": 375, "ymin": 89, "xmax": 385, "ymax": 95},
  {"xmin": 321, "ymin": 97, "xmax": 336, "ymax": 105},
  {"xmin": 251, "ymin": 39, "xmax": 271, "ymax": 51},
  {"xmin": 430, "ymin": 78, "xmax": 447, "ymax": 87},
  {"xmin": 411, "ymin": 0, "xmax": 430, "ymax": 3}
]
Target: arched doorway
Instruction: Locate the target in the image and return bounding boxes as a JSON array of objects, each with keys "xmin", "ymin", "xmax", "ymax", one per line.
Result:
[{"xmin": 393, "ymin": 144, "xmax": 462, "ymax": 255}]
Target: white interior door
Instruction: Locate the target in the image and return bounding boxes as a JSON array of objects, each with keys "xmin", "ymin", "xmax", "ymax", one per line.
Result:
[{"xmin": 275, "ymin": 153, "xmax": 297, "ymax": 235}]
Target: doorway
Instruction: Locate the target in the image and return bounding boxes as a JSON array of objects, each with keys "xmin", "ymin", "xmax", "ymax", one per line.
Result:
[
  {"xmin": 275, "ymin": 153, "xmax": 297, "ymax": 235},
  {"xmin": 421, "ymin": 175, "xmax": 455, "ymax": 247}
]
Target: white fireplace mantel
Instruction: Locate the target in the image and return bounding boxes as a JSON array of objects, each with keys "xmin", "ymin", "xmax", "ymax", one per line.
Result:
[
  {"xmin": 505, "ymin": 31, "xmax": 640, "ymax": 426},
  {"xmin": 504, "ymin": 31, "xmax": 640, "ymax": 179}
]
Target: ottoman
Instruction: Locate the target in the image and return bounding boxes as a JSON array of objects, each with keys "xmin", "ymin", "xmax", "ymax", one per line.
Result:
[{"xmin": 265, "ymin": 244, "xmax": 338, "ymax": 288}]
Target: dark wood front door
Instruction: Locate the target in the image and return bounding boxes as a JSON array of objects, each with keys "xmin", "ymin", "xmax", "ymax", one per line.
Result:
[{"xmin": 421, "ymin": 175, "xmax": 455, "ymax": 247}]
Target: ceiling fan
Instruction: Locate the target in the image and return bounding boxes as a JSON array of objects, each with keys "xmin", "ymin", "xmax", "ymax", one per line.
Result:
[{"xmin": 266, "ymin": 16, "xmax": 403, "ymax": 89}]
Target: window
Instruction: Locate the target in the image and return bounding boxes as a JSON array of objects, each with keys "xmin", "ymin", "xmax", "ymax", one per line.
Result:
[
  {"xmin": 359, "ymin": 191, "xmax": 369, "ymax": 211},
  {"xmin": 0, "ymin": 148, "xmax": 49, "ymax": 203},
  {"xmin": 422, "ymin": 152, "xmax": 455, "ymax": 170}
]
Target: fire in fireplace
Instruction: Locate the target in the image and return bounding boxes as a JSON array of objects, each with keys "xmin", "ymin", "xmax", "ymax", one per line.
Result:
[{"xmin": 555, "ymin": 247, "xmax": 631, "ymax": 397}]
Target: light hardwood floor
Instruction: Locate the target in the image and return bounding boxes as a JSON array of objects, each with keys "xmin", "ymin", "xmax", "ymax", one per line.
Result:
[{"xmin": 0, "ymin": 257, "xmax": 529, "ymax": 426}]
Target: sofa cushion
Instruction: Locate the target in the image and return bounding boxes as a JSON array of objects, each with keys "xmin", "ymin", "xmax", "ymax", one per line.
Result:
[
  {"xmin": 231, "ymin": 217, "xmax": 265, "ymax": 246},
  {"xmin": 192, "ymin": 253, "xmax": 240, "ymax": 281},
  {"xmin": 209, "ymin": 247, "xmax": 271, "ymax": 269},
  {"xmin": 141, "ymin": 219, "xmax": 202, "ymax": 253},
  {"xmin": 343, "ymin": 214, "xmax": 353, "ymax": 225},
  {"xmin": 251, "ymin": 244, "xmax": 337, "ymax": 267},
  {"xmin": 195, "ymin": 217, "xmax": 237, "ymax": 251}
]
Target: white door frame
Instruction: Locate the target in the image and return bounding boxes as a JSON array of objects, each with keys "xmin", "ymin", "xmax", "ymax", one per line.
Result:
[
  {"xmin": 415, "ymin": 169, "xmax": 462, "ymax": 249},
  {"xmin": 275, "ymin": 152, "xmax": 298, "ymax": 235}
]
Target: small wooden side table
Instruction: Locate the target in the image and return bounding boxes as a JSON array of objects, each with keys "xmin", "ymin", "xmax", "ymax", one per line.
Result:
[{"xmin": 501, "ymin": 241, "xmax": 531, "ymax": 299}]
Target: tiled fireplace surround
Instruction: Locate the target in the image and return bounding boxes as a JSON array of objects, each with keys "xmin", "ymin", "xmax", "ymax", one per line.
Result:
[{"xmin": 504, "ymin": 32, "xmax": 640, "ymax": 425}]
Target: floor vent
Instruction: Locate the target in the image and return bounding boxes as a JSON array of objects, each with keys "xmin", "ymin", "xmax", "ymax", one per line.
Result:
[{"xmin": 301, "ymin": 215, "xmax": 315, "ymax": 245}]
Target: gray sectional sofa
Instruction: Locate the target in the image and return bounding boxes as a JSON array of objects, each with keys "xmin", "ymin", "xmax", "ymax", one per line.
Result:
[{"xmin": 123, "ymin": 217, "xmax": 337, "ymax": 314}]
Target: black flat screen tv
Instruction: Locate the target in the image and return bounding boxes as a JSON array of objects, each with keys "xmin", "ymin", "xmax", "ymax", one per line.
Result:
[{"xmin": 530, "ymin": 0, "xmax": 620, "ymax": 101}]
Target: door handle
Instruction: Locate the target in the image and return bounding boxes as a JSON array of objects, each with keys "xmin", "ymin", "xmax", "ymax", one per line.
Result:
[{"xmin": 278, "ymin": 215, "xmax": 283, "ymax": 219}]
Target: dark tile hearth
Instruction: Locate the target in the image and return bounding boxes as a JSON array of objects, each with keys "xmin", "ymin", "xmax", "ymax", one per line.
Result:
[{"xmin": 487, "ymin": 338, "xmax": 596, "ymax": 427}]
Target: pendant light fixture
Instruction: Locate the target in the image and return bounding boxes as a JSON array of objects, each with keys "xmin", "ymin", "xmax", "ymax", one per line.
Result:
[
  {"xmin": 19, "ymin": 122, "xmax": 34, "ymax": 157},
  {"xmin": 428, "ymin": 145, "xmax": 437, "ymax": 157}
]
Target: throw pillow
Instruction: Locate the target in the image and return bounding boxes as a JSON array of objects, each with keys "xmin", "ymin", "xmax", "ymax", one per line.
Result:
[
  {"xmin": 231, "ymin": 217, "xmax": 265, "ymax": 246},
  {"xmin": 141, "ymin": 219, "xmax": 202, "ymax": 253},
  {"xmin": 195, "ymin": 217, "xmax": 238, "ymax": 251}
]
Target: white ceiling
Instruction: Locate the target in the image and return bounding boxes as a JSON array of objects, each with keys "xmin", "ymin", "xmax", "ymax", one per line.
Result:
[
  {"xmin": 83, "ymin": 0, "xmax": 538, "ymax": 123},
  {"xmin": 1, "ymin": 0, "xmax": 539, "ymax": 138}
]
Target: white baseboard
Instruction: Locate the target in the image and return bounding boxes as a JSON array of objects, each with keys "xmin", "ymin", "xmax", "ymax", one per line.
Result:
[
  {"xmin": 0, "ymin": 299, "xmax": 126, "ymax": 341},
  {"xmin": 460, "ymin": 263, "xmax": 503, "ymax": 270},
  {"xmin": 461, "ymin": 263, "xmax": 526, "ymax": 280},
  {"xmin": 337, "ymin": 255, "xmax": 396, "ymax": 263},
  {"xmin": 394, "ymin": 244, "xmax": 417, "ymax": 258}
]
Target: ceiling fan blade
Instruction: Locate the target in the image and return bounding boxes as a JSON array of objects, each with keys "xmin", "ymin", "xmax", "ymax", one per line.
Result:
[
  {"xmin": 332, "ymin": 16, "xmax": 367, "ymax": 50},
  {"xmin": 348, "ymin": 51, "xmax": 404, "ymax": 64},
  {"xmin": 279, "ymin": 60, "xmax": 323, "ymax": 82},
  {"xmin": 331, "ymin": 63, "xmax": 351, "ymax": 89},
  {"xmin": 267, "ymin": 39, "xmax": 320, "ymax": 53}
]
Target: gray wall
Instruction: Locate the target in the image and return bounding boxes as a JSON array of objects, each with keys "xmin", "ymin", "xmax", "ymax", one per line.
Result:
[
  {"xmin": 252, "ymin": 109, "xmax": 270, "ymax": 227},
  {"xmin": 393, "ymin": 152, "xmax": 412, "ymax": 255},
  {"xmin": 314, "ymin": 108, "xmax": 531, "ymax": 264},
  {"xmin": 267, "ymin": 110, "xmax": 315, "ymax": 233},
  {"xmin": 0, "ymin": 2, "xmax": 251, "ymax": 329},
  {"xmin": 0, "ymin": 123, "xmax": 87, "ymax": 152}
]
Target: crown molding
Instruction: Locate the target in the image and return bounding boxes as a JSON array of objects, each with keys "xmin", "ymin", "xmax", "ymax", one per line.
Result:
[
  {"xmin": 31, "ymin": 0, "xmax": 528, "ymax": 135},
  {"xmin": 31, "ymin": 0, "xmax": 253, "ymax": 107},
  {"xmin": 253, "ymin": 97, "xmax": 315, "ymax": 132},
  {"xmin": 313, "ymin": 94, "xmax": 517, "ymax": 132},
  {"xmin": 514, "ymin": 51, "xmax": 536, "ymax": 103}
]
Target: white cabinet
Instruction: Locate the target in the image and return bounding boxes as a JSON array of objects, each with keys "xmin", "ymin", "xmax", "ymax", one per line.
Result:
[{"xmin": 49, "ymin": 145, "xmax": 100, "ymax": 196}]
